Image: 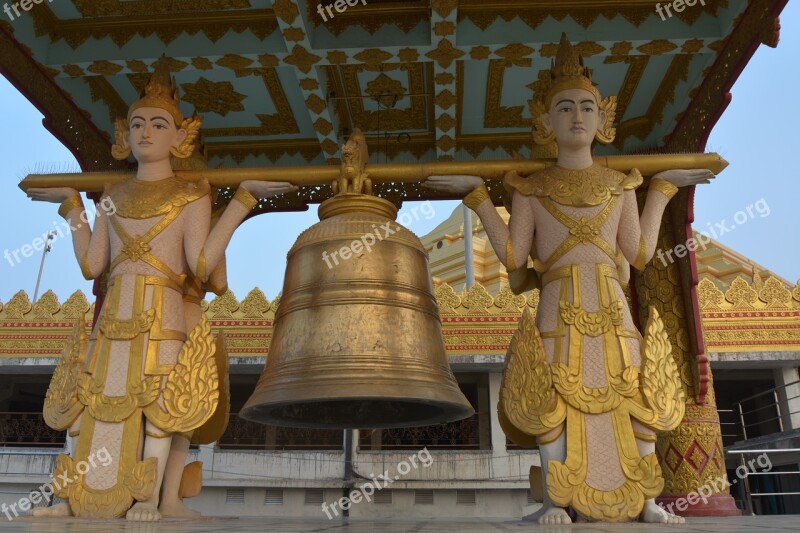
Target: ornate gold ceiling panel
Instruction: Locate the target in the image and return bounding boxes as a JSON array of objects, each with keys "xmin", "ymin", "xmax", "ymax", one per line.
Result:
[
  {"xmin": 306, "ymin": 0, "xmax": 429, "ymax": 36},
  {"xmin": 29, "ymin": 5, "xmax": 277, "ymax": 48},
  {"xmin": 458, "ymin": 0, "xmax": 730, "ymax": 31},
  {"xmin": 1, "ymin": 0, "xmax": 784, "ymax": 208},
  {"xmin": 334, "ymin": 63, "xmax": 431, "ymax": 133}
]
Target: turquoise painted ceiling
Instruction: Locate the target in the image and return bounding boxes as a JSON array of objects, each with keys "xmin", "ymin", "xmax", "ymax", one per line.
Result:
[{"xmin": 0, "ymin": 0, "xmax": 778, "ymax": 181}]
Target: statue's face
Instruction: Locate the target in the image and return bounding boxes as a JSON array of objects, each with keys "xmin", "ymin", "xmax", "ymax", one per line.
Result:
[
  {"xmin": 125, "ymin": 107, "xmax": 186, "ymax": 163},
  {"xmin": 543, "ymin": 88, "xmax": 605, "ymax": 151}
]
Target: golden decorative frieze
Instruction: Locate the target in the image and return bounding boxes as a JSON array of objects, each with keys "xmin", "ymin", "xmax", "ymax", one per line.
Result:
[
  {"xmin": 354, "ymin": 49, "xmax": 394, "ymax": 67},
  {"xmin": 32, "ymin": 291, "xmax": 61, "ymax": 320},
  {"xmin": 29, "ymin": 5, "xmax": 277, "ymax": 49},
  {"xmin": 272, "ymin": 0, "xmax": 300, "ymax": 24},
  {"xmin": 698, "ymin": 275, "xmax": 800, "ymax": 353},
  {"xmin": 74, "ymin": 0, "xmax": 251, "ymax": 17},
  {"xmin": 87, "ymin": 61, "xmax": 124, "ymax": 76},
  {"xmin": 283, "ymin": 27, "xmax": 306, "ymax": 42}
]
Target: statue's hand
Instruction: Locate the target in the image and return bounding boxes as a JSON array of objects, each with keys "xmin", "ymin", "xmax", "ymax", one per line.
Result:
[
  {"xmin": 422, "ymin": 175, "xmax": 484, "ymax": 195},
  {"xmin": 652, "ymin": 169, "xmax": 715, "ymax": 188},
  {"xmin": 26, "ymin": 187, "xmax": 80, "ymax": 204},
  {"xmin": 240, "ymin": 180, "xmax": 298, "ymax": 199}
]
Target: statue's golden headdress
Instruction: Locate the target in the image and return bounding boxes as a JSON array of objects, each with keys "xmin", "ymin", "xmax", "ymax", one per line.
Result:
[
  {"xmin": 531, "ymin": 33, "xmax": 617, "ymax": 145},
  {"xmin": 112, "ymin": 61, "xmax": 202, "ymax": 161}
]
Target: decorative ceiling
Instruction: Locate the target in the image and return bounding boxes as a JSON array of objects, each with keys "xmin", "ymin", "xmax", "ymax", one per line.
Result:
[{"xmin": 0, "ymin": 0, "xmax": 788, "ymax": 203}]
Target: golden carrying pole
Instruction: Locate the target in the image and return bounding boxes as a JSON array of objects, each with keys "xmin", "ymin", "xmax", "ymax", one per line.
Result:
[{"xmin": 18, "ymin": 153, "xmax": 728, "ymax": 193}]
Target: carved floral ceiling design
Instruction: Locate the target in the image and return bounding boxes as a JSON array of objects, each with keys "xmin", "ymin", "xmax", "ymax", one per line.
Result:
[{"xmin": 0, "ymin": 0, "xmax": 784, "ymax": 207}]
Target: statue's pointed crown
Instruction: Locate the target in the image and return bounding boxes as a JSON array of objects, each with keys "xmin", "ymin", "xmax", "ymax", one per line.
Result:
[
  {"xmin": 127, "ymin": 60, "xmax": 184, "ymax": 124},
  {"xmin": 545, "ymin": 33, "xmax": 601, "ymax": 107}
]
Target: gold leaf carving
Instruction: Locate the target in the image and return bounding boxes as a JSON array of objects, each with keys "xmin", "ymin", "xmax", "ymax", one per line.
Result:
[
  {"xmin": 637, "ymin": 40, "xmax": 678, "ymax": 56},
  {"xmin": 327, "ymin": 51, "xmax": 348, "ymax": 64},
  {"xmin": 5, "ymin": 291, "xmax": 32, "ymax": 320},
  {"xmin": 697, "ymin": 279, "xmax": 724, "ymax": 310},
  {"xmin": 354, "ymin": 49, "xmax": 393, "ymax": 66},
  {"xmin": 725, "ymin": 277, "xmax": 758, "ymax": 308},
  {"xmin": 272, "ymin": 0, "xmax": 299, "ymax": 24},
  {"xmin": 435, "ymin": 113, "xmax": 456, "ymax": 132},
  {"xmin": 462, "ymin": 284, "xmax": 493, "ymax": 313},
  {"xmin": 321, "ymin": 138, "xmax": 339, "ymax": 155},
  {"xmin": 314, "ymin": 118, "xmax": 333, "ymax": 135},
  {"xmin": 87, "ymin": 61, "xmax": 123, "ymax": 76},
  {"xmin": 433, "ymin": 21, "xmax": 455, "ymax": 36},
  {"xmin": 181, "ymin": 78, "xmax": 246, "ymax": 116},
  {"xmin": 259, "ymin": 54, "xmax": 279, "ymax": 67},
  {"xmin": 398, "ymin": 48, "xmax": 419, "ymax": 62},
  {"xmin": 435, "ymin": 89, "xmax": 456, "ymax": 109},
  {"xmin": 435, "ymin": 72, "xmax": 454, "ymax": 85},
  {"xmin": 365, "ymin": 73, "xmax": 406, "ymax": 105},
  {"xmin": 470, "ymin": 46, "xmax": 491, "ymax": 60},
  {"xmin": 760, "ymin": 276, "xmax": 792, "ymax": 307},
  {"xmin": 306, "ymin": 93, "xmax": 327, "ymax": 115},
  {"xmin": 431, "ymin": 0, "xmax": 457, "ymax": 18},
  {"xmin": 209, "ymin": 290, "xmax": 239, "ymax": 319},
  {"xmin": 192, "ymin": 57, "xmax": 213, "ymax": 70},
  {"xmin": 434, "ymin": 283, "xmax": 460, "ymax": 313},
  {"xmin": 284, "ymin": 45, "xmax": 321, "ymax": 74},
  {"xmin": 240, "ymin": 288, "xmax": 270, "ymax": 318},
  {"xmin": 426, "ymin": 39, "xmax": 465, "ymax": 69},
  {"xmin": 494, "ymin": 43, "xmax": 534, "ymax": 67},
  {"xmin": 283, "ymin": 27, "xmax": 305, "ymax": 42},
  {"xmin": 299, "ymin": 78, "xmax": 320, "ymax": 91},
  {"xmin": 32, "ymin": 290, "xmax": 61, "ymax": 320}
]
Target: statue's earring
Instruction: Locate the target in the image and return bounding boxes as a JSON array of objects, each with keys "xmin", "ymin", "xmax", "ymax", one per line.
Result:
[
  {"xmin": 530, "ymin": 100, "xmax": 556, "ymax": 145},
  {"xmin": 170, "ymin": 115, "xmax": 203, "ymax": 159},
  {"xmin": 111, "ymin": 118, "xmax": 131, "ymax": 160},
  {"xmin": 595, "ymin": 96, "xmax": 617, "ymax": 145}
]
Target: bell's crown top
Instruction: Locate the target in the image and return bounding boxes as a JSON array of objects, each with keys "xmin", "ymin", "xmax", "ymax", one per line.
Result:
[
  {"xmin": 127, "ymin": 61, "xmax": 184, "ymax": 124},
  {"xmin": 545, "ymin": 33, "xmax": 601, "ymax": 107}
]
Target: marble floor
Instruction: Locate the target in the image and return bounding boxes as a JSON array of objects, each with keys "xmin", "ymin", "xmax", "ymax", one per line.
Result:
[{"xmin": 0, "ymin": 515, "xmax": 798, "ymax": 532}]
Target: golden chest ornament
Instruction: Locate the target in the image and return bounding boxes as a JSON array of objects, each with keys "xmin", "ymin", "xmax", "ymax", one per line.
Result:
[
  {"xmin": 505, "ymin": 164, "xmax": 642, "ymax": 207},
  {"xmin": 105, "ymin": 175, "xmax": 210, "ymax": 219}
]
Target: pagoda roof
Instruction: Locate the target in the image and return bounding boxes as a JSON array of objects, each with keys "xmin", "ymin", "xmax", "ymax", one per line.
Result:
[{"xmin": 0, "ymin": 1, "xmax": 789, "ymax": 208}]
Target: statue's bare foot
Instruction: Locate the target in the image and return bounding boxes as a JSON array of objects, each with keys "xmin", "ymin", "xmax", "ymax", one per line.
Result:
[
  {"xmin": 641, "ymin": 500, "xmax": 685, "ymax": 524},
  {"xmin": 126, "ymin": 502, "xmax": 161, "ymax": 521},
  {"xmin": 159, "ymin": 498, "xmax": 201, "ymax": 519},
  {"xmin": 31, "ymin": 503, "xmax": 72, "ymax": 517},
  {"xmin": 538, "ymin": 505, "xmax": 572, "ymax": 525}
]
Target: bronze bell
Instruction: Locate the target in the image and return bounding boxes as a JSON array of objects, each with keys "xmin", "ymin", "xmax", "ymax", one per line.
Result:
[{"xmin": 240, "ymin": 192, "xmax": 474, "ymax": 428}]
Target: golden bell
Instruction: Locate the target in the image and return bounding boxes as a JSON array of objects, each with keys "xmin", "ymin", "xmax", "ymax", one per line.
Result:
[{"xmin": 240, "ymin": 193, "xmax": 474, "ymax": 428}]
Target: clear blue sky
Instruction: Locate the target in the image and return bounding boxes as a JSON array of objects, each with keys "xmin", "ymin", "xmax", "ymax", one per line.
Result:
[{"xmin": 1, "ymin": 3, "xmax": 798, "ymax": 304}]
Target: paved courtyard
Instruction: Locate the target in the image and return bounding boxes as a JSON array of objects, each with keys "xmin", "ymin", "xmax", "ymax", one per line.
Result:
[{"xmin": 1, "ymin": 515, "xmax": 798, "ymax": 532}]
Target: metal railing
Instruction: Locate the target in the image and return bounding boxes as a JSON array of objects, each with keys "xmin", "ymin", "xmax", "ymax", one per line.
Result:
[
  {"xmin": 359, "ymin": 414, "xmax": 483, "ymax": 450},
  {"xmin": 728, "ymin": 380, "xmax": 800, "ymax": 515},
  {"xmin": 0, "ymin": 412, "xmax": 65, "ymax": 447},
  {"xmin": 733, "ymin": 380, "xmax": 800, "ymax": 440},
  {"xmin": 217, "ymin": 413, "xmax": 344, "ymax": 450}
]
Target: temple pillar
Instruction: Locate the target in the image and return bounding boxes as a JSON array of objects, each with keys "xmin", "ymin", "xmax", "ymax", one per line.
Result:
[
  {"xmin": 637, "ymin": 188, "xmax": 740, "ymax": 516},
  {"xmin": 774, "ymin": 367, "xmax": 800, "ymax": 431}
]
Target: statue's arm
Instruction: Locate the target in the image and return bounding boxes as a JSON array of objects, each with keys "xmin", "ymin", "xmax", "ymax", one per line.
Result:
[
  {"xmin": 464, "ymin": 186, "xmax": 533, "ymax": 271},
  {"xmin": 616, "ymin": 179, "xmax": 678, "ymax": 271},
  {"xmin": 59, "ymin": 195, "xmax": 110, "ymax": 280},
  {"xmin": 184, "ymin": 181, "xmax": 297, "ymax": 282}
]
